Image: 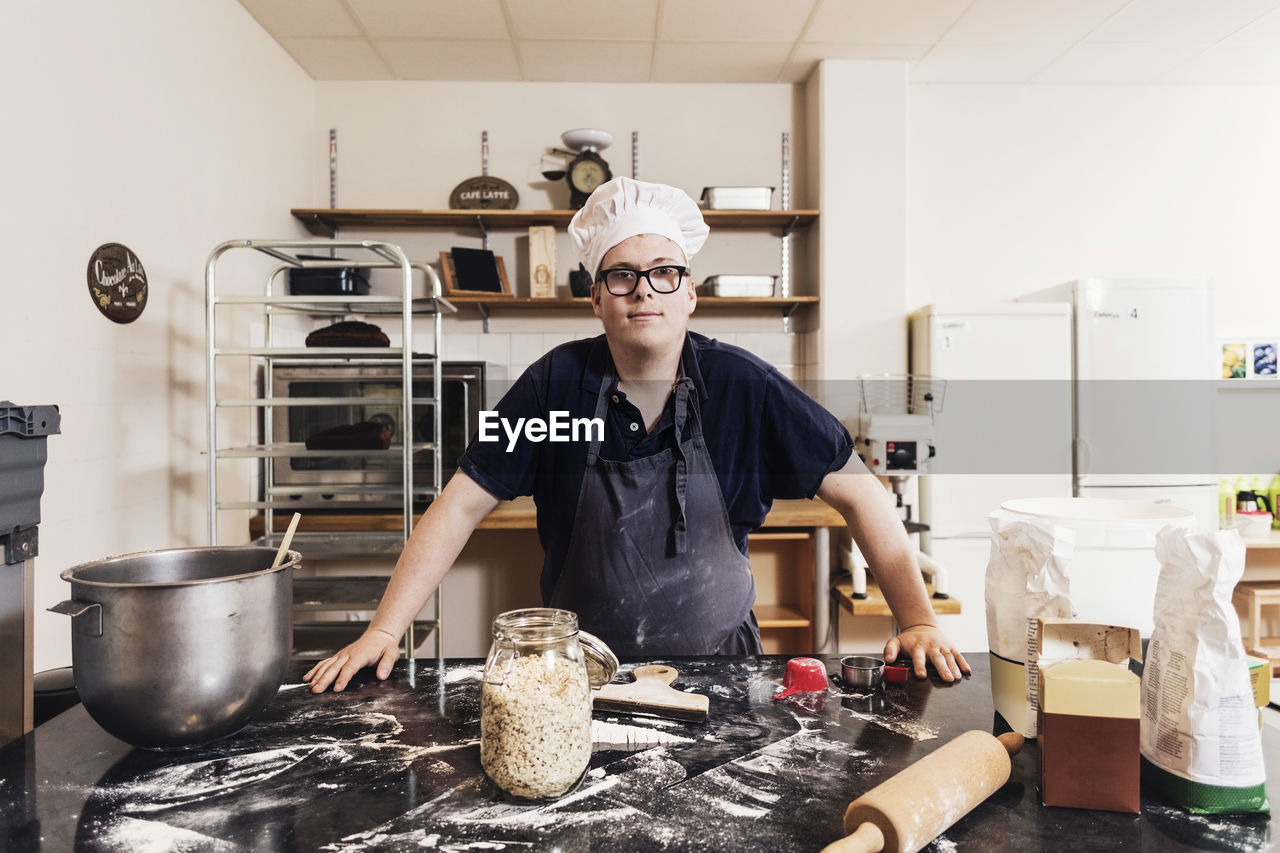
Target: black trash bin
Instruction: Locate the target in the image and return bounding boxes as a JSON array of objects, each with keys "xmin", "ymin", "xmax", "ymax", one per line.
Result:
[{"xmin": 1, "ymin": 401, "xmax": 60, "ymax": 745}]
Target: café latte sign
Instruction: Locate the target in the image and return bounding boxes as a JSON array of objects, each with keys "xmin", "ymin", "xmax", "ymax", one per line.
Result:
[
  {"xmin": 449, "ymin": 176, "xmax": 519, "ymax": 210},
  {"xmin": 87, "ymin": 243, "xmax": 148, "ymax": 324}
]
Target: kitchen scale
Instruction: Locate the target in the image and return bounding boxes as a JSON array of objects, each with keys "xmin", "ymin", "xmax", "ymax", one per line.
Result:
[{"xmin": 540, "ymin": 129, "xmax": 614, "ymax": 208}]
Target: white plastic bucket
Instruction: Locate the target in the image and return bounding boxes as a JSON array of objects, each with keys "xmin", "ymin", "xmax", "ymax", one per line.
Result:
[
  {"xmin": 986, "ymin": 497, "xmax": 1195, "ymax": 736},
  {"xmin": 997, "ymin": 496, "xmax": 1195, "ymax": 635}
]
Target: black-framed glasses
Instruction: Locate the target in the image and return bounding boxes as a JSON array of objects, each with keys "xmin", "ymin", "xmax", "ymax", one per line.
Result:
[{"xmin": 597, "ymin": 265, "xmax": 688, "ymax": 296}]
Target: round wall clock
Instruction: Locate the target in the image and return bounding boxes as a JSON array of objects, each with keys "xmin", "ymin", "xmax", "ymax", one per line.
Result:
[{"xmin": 87, "ymin": 243, "xmax": 148, "ymax": 324}]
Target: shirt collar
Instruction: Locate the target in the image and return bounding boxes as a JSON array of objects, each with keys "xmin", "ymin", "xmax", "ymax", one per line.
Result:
[{"xmin": 581, "ymin": 332, "xmax": 710, "ymax": 405}]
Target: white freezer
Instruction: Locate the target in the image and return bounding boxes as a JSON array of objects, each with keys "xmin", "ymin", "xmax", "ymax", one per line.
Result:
[
  {"xmin": 1021, "ymin": 279, "xmax": 1217, "ymax": 490},
  {"xmin": 1025, "ymin": 278, "xmax": 1216, "ymax": 382},
  {"xmin": 910, "ymin": 303, "xmax": 1074, "ymax": 538}
]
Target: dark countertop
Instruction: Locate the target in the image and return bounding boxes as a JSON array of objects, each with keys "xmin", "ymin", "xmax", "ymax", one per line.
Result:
[{"xmin": 1, "ymin": 655, "xmax": 1275, "ymax": 851}]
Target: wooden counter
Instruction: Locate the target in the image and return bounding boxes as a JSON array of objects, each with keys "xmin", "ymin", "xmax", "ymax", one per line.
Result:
[
  {"xmin": 251, "ymin": 498, "xmax": 849, "ymax": 655},
  {"xmin": 250, "ymin": 496, "xmax": 847, "ymax": 535}
]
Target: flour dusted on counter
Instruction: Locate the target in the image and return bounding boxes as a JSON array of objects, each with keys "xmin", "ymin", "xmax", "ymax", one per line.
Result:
[
  {"xmin": 1140, "ymin": 526, "xmax": 1269, "ymax": 814},
  {"xmin": 985, "ymin": 512, "xmax": 1073, "ymax": 736}
]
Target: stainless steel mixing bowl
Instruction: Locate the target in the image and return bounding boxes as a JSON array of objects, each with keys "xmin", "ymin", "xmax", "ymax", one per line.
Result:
[{"xmin": 50, "ymin": 546, "xmax": 300, "ymax": 750}]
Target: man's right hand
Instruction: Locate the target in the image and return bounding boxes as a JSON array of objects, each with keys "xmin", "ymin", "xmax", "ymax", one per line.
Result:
[{"xmin": 303, "ymin": 628, "xmax": 401, "ymax": 693}]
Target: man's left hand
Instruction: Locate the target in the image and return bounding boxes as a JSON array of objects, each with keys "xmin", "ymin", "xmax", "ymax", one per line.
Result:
[{"xmin": 884, "ymin": 625, "xmax": 971, "ymax": 682}]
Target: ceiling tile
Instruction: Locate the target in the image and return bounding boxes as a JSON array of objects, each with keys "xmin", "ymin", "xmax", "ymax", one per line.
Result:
[
  {"xmin": 803, "ymin": 0, "xmax": 971, "ymax": 44},
  {"xmin": 506, "ymin": 0, "xmax": 659, "ymax": 41},
  {"xmin": 519, "ymin": 40, "xmax": 653, "ymax": 82},
  {"xmin": 944, "ymin": 0, "xmax": 1130, "ymax": 44},
  {"xmin": 911, "ymin": 41, "xmax": 1067, "ymax": 83},
  {"xmin": 660, "ymin": 0, "xmax": 816, "ymax": 43},
  {"xmin": 1159, "ymin": 38, "xmax": 1280, "ymax": 83},
  {"xmin": 347, "ymin": 0, "xmax": 508, "ymax": 39},
  {"xmin": 237, "ymin": 0, "xmax": 361, "ymax": 37},
  {"xmin": 276, "ymin": 37, "xmax": 393, "ymax": 79},
  {"xmin": 1086, "ymin": 0, "xmax": 1280, "ymax": 44},
  {"xmin": 1229, "ymin": 7, "xmax": 1280, "ymax": 41},
  {"xmin": 1033, "ymin": 41, "xmax": 1209, "ymax": 84},
  {"xmin": 789, "ymin": 42, "xmax": 930, "ymax": 63},
  {"xmin": 376, "ymin": 38, "xmax": 522, "ymax": 80},
  {"xmin": 651, "ymin": 42, "xmax": 791, "ymax": 82}
]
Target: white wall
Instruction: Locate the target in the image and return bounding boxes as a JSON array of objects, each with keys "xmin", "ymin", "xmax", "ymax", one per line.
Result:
[
  {"xmin": 909, "ymin": 83, "xmax": 1280, "ymax": 339},
  {"xmin": 312, "ymin": 81, "xmax": 812, "ymax": 397},
  {"xmin": 2, "ymin": 0, "xmax": 315, "ymax": 672}
]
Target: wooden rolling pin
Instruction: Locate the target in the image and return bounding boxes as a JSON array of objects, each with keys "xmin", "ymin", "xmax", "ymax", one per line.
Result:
[{"xmin": 820, "ymin": 730, "xmax": 1025, "ymax": 853}]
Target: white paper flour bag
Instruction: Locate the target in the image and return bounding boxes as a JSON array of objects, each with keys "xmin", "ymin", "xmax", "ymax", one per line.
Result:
[
  {"xmin": 1140, "ymin": 526, "xmax": 1268, "ymax": 814},
  {"xmin": 985, "ymin": 512, "xmax": 1073, "ymax": 736}
]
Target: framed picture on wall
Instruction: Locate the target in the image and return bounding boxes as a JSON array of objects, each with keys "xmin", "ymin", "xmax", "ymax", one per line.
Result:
[
  {"xmin": 439, "ymin": 248, "xmax": 513, "ymax": 298},
  {"xmin": 1222, "ymin": 341, "xmax": 1248, "ymax": 379},
  {"xmin": 1250, "ymin": 341, "xmax": 1278, "ymax": 377}
]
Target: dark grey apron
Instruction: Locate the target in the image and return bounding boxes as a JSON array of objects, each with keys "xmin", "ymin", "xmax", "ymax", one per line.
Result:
[{"xmin": 550, "ymin": 368, "xmax": 760, "ymax": 656}]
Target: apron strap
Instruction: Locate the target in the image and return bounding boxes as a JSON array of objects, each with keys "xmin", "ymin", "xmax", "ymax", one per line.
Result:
[
  {"xmin": 671, "ymin": 376, "xmax": 694, "ymax": 556},
  {"xmin": 585, "ymin": 370, "xmax": 613, "ymax": 466}
]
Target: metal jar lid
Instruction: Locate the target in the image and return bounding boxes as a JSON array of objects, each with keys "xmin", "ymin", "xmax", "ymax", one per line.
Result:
[{"xmin": 579, "ymin": 630, "xmax": 618, "ymax": 689}]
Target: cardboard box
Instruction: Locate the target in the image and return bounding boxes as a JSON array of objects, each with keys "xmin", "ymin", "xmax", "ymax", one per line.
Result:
[{"xmin": 1035, "ymin": 619, "xmax": 1141, "ymax": 813}]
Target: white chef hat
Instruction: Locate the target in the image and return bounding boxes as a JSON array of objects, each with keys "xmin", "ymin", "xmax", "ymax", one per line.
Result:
[{"xmin": 568, "ymin": 176, "xmax": 709, "ymax": 276}]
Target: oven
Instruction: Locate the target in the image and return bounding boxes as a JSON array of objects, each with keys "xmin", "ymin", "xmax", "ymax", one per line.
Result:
[{"xmin": 266, "ymin": 359, "xmax": 484, "ymax": 508}]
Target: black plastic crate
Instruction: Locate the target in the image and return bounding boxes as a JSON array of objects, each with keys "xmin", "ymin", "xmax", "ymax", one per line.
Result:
[{"xmin": 0, "ymin": 402, "xmax": 60, "ymax": 533}]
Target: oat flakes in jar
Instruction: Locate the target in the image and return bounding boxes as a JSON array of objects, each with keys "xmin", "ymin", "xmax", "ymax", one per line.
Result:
[{"xmin": 480, "ymin": 608, "xmax": 614, "ymax": 801}]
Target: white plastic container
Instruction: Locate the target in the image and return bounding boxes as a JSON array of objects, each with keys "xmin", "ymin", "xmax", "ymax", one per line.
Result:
[
  {"xmin": 700, "ymin": 186, "xmax": 774, "ymax": 210},
  {"xmin": 986, "ymin": 497, "xmax": 1196, "ymax": 736},
  {"xmin": 997, "ymin": 497, "xmax": 1196, "ymax": 634},
  {"xmin": 1238, "ymin": 511, "xmax": 1274, "ymax": 538},
  {"xmin": 700, "ymin": 275, "xmax": 776, "ymax": 297}
]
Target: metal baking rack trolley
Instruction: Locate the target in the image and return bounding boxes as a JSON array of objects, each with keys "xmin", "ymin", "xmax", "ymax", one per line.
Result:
[{"xmin": 204, "ymin": 239, "xmax": 456, "ymax": 659}]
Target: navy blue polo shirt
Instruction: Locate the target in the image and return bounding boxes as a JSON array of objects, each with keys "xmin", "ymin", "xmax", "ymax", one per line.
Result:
[{"xmin": 457, "ymin": 332, "xmax": 854, "ymax": 603}]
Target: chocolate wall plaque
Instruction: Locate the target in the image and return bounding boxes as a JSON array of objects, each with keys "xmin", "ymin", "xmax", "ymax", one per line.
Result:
[{"xmin": 87, "ymin": 243, "xmax": 148, "ymax": 324}]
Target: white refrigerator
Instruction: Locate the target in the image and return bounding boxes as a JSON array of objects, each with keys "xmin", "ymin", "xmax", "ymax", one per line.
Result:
[
  {"xmin": 1022, "ymin": 279, "xmax": 1219, "ymax": 532},
  {"xmin": 909, "ymin": 303, "xmax": 1075, "ymax": 652}
]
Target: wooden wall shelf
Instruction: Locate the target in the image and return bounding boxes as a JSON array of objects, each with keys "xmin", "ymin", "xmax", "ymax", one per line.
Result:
[
  {"xmin": 292, "ymin": 208, "xmax": 819, "ymax": 237},
  {"xmin": 443, "ymin": 294, "xmax": 819, "ymax": 317}
]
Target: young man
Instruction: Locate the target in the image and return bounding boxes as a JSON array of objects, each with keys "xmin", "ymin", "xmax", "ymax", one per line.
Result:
[{"xmin": 305, "ymin": 177, "xmax": 969, "ymax": 692}]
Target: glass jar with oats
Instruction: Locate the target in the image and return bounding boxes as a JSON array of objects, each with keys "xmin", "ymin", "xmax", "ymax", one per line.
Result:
[{"xmin": 480, "ymin": 608, "xmax": 597, "ymax": 801}]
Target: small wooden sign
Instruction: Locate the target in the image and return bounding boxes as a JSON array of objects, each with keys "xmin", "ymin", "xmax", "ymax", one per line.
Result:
[
  {"xmin": 448, "ymin": 176, "xmax": 519, "ymax": 210},
  {"xmin": 439, "ymin": 248, "xmax": 513, "ymax": 297},
  {"xmin": 528, "ymin": 225, "xmax": 557, "ymax": 298},
  {"xmin": 86, "ymin": 243, "xmax": 148, "ymax": 323}
]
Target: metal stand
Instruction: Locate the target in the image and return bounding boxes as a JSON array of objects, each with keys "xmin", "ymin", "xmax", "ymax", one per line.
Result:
[{"xmin": 204, "ymin": 241, "xmax": 455, "ymax": 658}]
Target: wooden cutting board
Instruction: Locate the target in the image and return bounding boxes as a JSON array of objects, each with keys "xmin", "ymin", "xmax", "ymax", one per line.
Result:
[{"xmin": 592, "ymin": 665, "xmax": 709, "ymax": 723}]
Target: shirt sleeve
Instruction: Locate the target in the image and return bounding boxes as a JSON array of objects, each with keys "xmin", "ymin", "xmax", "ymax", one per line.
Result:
[
  {"xmin": 760, "ymin": 368, "xmax": 854, "ymax": 500},
  {"xmin": 456, "ymin": 363, "xmax": 547, "ymax": 501}
]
